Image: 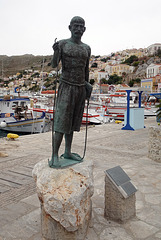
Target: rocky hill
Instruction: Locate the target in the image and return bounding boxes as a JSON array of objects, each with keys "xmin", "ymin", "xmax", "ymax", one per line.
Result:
[{"xmin": 0, "ymin": 54, "xmax": 53, "ymax": 77}]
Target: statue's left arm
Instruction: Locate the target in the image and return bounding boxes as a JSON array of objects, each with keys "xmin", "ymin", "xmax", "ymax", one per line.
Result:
[{"xmin": 85, "ymin": 45, "xmax": 91, "ymax": 82}]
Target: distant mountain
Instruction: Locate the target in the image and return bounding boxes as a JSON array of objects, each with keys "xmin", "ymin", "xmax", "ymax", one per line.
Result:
[{"xmin": 0, "ymin": 54, "xmax": 53, "ymax": 77}]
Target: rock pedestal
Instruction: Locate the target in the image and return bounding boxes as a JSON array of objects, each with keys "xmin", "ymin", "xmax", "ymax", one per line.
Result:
[
  {"xmin": 32, "ymin": 159, "xmax": 94, "ymax": 240},
  {"xmin": 148, "ymin": 126, "xmax": 161, "ymax": 162}
]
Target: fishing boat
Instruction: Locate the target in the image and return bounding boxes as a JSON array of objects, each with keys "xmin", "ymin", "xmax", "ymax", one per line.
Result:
[
  {"xmin": 30, "ymin": 96, "xmax": 54, "ymax": 120},
  {"xmin": 90, "ymin": 91, "xmax": 157, "ymax": 120},
  {"xmin": 0, "ymin": 95, "xmax": 51, "ymax": 133},
  {"xmin": 82, "ymin": 108, "xmax": 110, "ymax": 124},
  {"xmin": 28, "ymin": 89, "xmax": 158, "ymax": 125},
  {"xmin": 31, "ymin": 98, "xmax": 110, "ymax": 125}
]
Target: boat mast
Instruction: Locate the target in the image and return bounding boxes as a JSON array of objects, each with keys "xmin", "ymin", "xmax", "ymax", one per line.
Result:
[
  {"xmin": 1, "ymin": 60, "xmax": 4, "ymax": 80},
  {"xmin": 40, "ymin": 58, "xmax": 45, "ymax": 94}
]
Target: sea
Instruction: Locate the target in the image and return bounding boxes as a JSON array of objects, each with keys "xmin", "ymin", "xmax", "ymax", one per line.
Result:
[
  {"xmin": 0, "ymin": 130, "xmax": 31, "ymax": 138},
  {"xmin": 0, "ymin": 130, "xmax": 8, "ymax": 138}
]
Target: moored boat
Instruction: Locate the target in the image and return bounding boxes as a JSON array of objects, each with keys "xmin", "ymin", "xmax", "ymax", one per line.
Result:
[{"xmin": 0, "ymin": 95, "xmax": 51, "ymax": 133}]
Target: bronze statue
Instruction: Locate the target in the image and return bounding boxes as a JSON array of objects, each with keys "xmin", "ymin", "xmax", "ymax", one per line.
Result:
[{"xmin": 49, "ymin": 16, "xmax": 91, "ymax": 168}]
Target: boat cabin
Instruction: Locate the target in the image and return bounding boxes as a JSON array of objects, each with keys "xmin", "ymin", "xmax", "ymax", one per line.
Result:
[{"xmin": 0, "ymin": 95, "xmax": 30, "ymax": 118}]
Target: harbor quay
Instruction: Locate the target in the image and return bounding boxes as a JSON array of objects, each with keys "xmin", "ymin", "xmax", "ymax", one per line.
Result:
[{"xmin": 0, "ymin": 117, "xmax": 161, "ymax": 240}]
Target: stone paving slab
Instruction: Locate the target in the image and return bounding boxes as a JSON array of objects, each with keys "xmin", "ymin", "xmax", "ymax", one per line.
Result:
[
  {"xmin": 20, "ymin": 194, "xmax": 40, "ymax": 208},
  {"xmin": 0, "ymin": 208, "xmax": 40, "ymax": 240},
  {"xmin": 0, "ymin": 171, "xmax": 31, "ymax": 185},
  {"xmin": 0, "ymin": 184, "xmax": 10, "ymax": 193},
  {"xmin": 8, "ymin": 166, "xmax": 33, "ymax": 177},
  {"xmin": 0, "ymin": 117, "xmax": 161, "ymax": 239}
]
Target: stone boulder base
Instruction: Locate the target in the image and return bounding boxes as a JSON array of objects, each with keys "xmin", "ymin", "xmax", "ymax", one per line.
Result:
[{"xmin": 32, "ymin": 159, "xmax": 94, "ymax": 240}]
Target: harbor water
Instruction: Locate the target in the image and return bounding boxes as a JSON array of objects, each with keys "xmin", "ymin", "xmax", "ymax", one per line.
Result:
[
  {"xmin": 0, "ymin": 130, "xmax": 8, "ymax": 138},
  {"xmin": 0, "ymin": 130, "xmax": 36, "ymax": 138}
]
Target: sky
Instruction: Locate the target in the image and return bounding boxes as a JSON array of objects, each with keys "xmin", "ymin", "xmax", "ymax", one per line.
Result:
[{"xmin": 0, "ymin": 0, "xmax": 161, "ymax": 57}]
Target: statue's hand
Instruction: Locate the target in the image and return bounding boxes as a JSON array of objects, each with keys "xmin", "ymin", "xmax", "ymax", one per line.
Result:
[{"xmin": 52, "ymin": 41, "xmax": 59, "ymax": 52}]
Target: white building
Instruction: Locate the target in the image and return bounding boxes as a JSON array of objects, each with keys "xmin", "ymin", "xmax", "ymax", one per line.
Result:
[
  {"xmin": 146, "ymin": 63, "xmax": 161, "ymax": 78},
  {"xmin": 147, "ymin": 43, "xmax": 161, "ymax": 55},
  {"xmin": 89, "ymin": 70, "xmax": 98, "ymax": 83},
  {"xmin": 105, "ymin": 64, "xmax": 112, "ymax": 75},
  {"xmin": 98, "ymin": 71, "xmax": 109, "ymax": 83}
]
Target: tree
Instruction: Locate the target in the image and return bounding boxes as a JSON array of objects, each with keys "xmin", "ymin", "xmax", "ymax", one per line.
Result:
[
  {"xmin": 135, "ymin": 78, "xmax": 141, "ymax": 83},
  {"xmin": 31, "ymin": 72, "xmax": 39, "ymax": 78},
  {"xmin": 17, "ymin": 73, "xmax": 23, "ymax": 79},
  {"xmin": 29, "ymin": 84, "xmax": 40, "ymax": 92},
  {"xmin": 100, "ymin": 78, "xmax": 108, "ymax": 84},
  {"xmin": 123, "ymin": 55, "xmax": 139, "ymax": 65},
  {"xmin": 129, "ymin": 78, "xmax": 141, "ymax": 87},
  {"xmin": 107, "ymin": 74, "xmax": 122, "ymax": 85},
  {"xmin": 101, "ymin": 57, "xmax": 110, "ymax": 63},
  {"xmin": 132, "ymin": 61, "xmax": 139, "ymax": 67},
  {"xmin": 89, "ymin": 79, "xmax": 95, "ymax": 85},
  {"xmin": 91, "ymin": 62, "xmax": 97, "ymax": 68},
  {"xmin": 129, "ymin": 80, "xmax": 134, "ymax": 87},
  {"xmin": 156, "ymin": 49, "xmax": 161, "ymax": 58}
]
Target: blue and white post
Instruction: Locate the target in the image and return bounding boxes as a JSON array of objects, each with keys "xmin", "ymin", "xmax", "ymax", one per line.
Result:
[
  {"xmin": 122, "ymin": 90, "xmax": 134, "ymax": 131},
  {"xmin": 137, "ymin": 91, "xmax": 143, "ymax": 108}
]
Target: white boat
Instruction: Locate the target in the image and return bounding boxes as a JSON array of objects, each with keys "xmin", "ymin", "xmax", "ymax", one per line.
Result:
[
  {"xmin": 90, "ymin": 92, "xmax": 157, "ymax": 120},
  {"xmin": 0, "ymin": 95, "xmax": 51, "ymax": 133},
  {"xmin": 82, "ymin": 108, "xmax": 110, "ymax": 124},
  {"xmin": 0, "ymin": 114, "xmax": 50, "ymax": 133},
  {"xmin": 28, "ymin": 90, "xmax": 158, "ymax": 125},
  {"xmin": 32, "ymin": 99, "xmax": 110, "ymax": 125}
]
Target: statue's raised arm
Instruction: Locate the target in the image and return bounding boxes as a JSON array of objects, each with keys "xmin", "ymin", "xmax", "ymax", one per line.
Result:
[{"xmin": 51, "ymin": 40, "xmax": 60, "ymax": 68}]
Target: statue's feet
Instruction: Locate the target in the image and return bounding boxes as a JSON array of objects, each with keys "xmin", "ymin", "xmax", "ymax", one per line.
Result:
[
  {"xmin": 63, "ymin": 152, "xmax": 82, "ymax": 161},
  {"xmin": 48, "ymin": 156, "xmax": 61, "ymax": 168}
]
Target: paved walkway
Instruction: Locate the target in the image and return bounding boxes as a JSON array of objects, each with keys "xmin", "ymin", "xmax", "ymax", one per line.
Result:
[{"xmin": 0, "ymin": 117, "xmax": 160, "ymax": 240}]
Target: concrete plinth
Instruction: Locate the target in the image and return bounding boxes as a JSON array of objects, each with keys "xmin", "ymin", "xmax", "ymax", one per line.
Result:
[
  {"xmin": 104, "ymin": 174, "xmax": 136, "ymax": 223},
  {"xmin": 148, "ymin": 126, "xmax": 161, "ymax": 162},
  {"xmin": 32, "ymin": 159, "xmax": 94, "ymax": 240}
]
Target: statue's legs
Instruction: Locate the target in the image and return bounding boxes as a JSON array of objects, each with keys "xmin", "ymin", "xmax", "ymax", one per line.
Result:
[
  {"xmin": 64, "ymin": 132, "xmax": 82, "ymax": 161},
  {"xmin": 51, "ymin": 131, "xmax": 82, "ymax": 168},
  {"xmin": 64, "ymin": 131, "xmax": 73, "ymax": 157},
  {"xmin": 54, "ymin": 131, "xmax": 63, "ymax": 164}
]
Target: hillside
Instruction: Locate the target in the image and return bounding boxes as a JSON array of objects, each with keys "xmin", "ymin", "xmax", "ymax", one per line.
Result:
[{"xmin": 0, "ymin": 54, "xmax": 53, "ymax": 77}]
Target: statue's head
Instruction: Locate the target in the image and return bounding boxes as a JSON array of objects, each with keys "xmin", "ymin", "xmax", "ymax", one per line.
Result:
[{"xmin": 69, "ymin": 16, "xmax": 86, "ymax": 40}]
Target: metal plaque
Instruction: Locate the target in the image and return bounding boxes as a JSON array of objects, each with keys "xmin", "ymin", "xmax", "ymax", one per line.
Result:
[{"xmin": 106, "ymin": 166, "xmax": 137, "ymax": 198}]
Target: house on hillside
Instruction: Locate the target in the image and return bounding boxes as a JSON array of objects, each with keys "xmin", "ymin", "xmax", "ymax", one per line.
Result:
[
  {"xmin": 110, "ymin": 64, "xmax": 134, "ymax": 76},
  {"xmin": 99, "ymin": 84, "xmax": 109, "ymax": 93},
  {"xmin": 115, "ymin": 83, "xmax": 129, "ymax": 91},
  {"xmin": 153, "ymin": 74, "xmax": 161, "ymax": 92},
  {"xmin": 141, "ymin": 78, "xmax": 153, "ymax": 93},
  {"xmin": 105, "ymin": 64, "xmax": 112, "ymax": 75},
  {"xmin": 147, "ymin": 43, "xmax": 161, "ymax": 55},
  {"xmin": 146, "ymin": 63, "xmax": 161, "ymax": 78},
  {"xmin": 98, "ymin": 71, "xmax": 109, "ymax": 83},
  {"xmin": 89, "ymin": 70, "xmax": 98, "ymax": 83}
]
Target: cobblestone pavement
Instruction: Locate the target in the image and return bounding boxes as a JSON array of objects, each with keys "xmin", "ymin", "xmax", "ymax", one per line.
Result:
[{"xmin": 0, "ymin": 117, "xmax": 161, "ymax": 240}]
